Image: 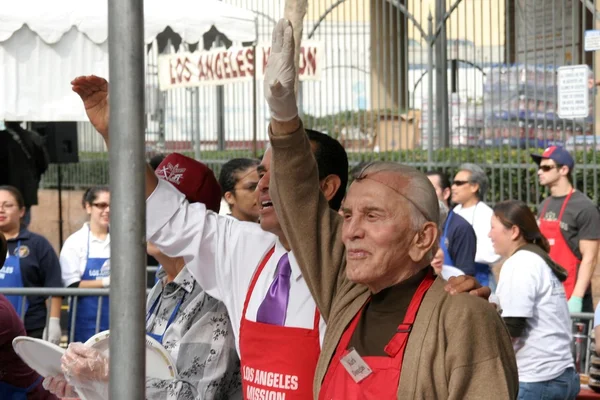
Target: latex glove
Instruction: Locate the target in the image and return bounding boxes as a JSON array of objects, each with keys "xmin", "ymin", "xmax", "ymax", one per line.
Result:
[
  {"xmin": 444, "ymin": 275, "xmax": 491, "ymax": 300},
  {"xmin": 44, "ymin": 317, "xmax": 62, "ymax": 345},
  {"xmin": 61, "ymin": 343, "xmax": 109, "ymax": 399},
  {"xmin": 101, "ymin": 276, "xmax": 110, "ymax": 288},
  {"xmin": 568, "ymin": 296, "xmax": 583, "ymax": 313},
  {"xmin": 263, "ymin": 19, "xmax": 298, "ymax": 122},
  {"xmin": 42, "ymin": 376, "xmax": 79, "ymax": 398}
]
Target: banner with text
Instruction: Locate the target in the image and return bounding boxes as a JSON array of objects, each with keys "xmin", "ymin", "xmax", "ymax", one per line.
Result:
[{"xmin": 158, "ymin": 41, "xmax": 323, "ymax": 90}]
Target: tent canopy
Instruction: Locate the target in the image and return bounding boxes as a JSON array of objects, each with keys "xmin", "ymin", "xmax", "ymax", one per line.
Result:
[{"xmin": 0, "ymin": 0, "xmax": 257, "ymax": 121}]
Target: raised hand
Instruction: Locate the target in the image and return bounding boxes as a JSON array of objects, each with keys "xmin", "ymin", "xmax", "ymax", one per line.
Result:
[
  {"xmin": 71, "ymin": 75, "xmax": 109, "ymax": 138},
  {"xmin": 264, "ymin": 19, "xmax": 298, "ymax": 122}
]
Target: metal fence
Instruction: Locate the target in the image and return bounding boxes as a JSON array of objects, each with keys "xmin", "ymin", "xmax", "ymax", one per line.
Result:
[{"xmin": 40, "ymin": 0, "xmax": 600, "ymax": 208}]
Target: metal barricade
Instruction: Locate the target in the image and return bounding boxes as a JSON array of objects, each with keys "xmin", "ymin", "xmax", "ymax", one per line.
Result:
[
  {"xmin": 571, "ymin": 312, "xmax": 596, "ymax": 376},
  {"xmin": 0, "ymin": 286, "xmax": 153, "ymax": 346}
]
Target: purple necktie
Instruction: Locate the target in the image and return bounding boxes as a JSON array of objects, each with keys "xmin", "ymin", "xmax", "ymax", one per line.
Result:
[{"xmin": 256, "ymin": 253, "xmax": 291, "ymax": 326}]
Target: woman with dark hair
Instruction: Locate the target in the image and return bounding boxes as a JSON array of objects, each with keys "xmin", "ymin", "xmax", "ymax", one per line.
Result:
[
  {"xmin": 60, "ymin": 185, "xmax": 111, "ymax": 342},
  {"xmin": 218, "ymin": 158, "xmax": 260, "ymax": 222},
  {"xmin": 489, "ymin": 200, "xmax": 579, "ymax": 400},
  {"xmin": 0, "ymin": 186, "xmax": 62, "ymax": 343}
]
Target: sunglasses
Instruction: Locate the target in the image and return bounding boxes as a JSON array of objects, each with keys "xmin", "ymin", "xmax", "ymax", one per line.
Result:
[
  {"xmin": 92, "ymin": 202, "xmax": 110, "ymax": 210},
  {"xmin": 538, "ymin": 165, "xmax": 556, "ymax": 172},
  {"xmin": 452, "ymin": 180, "xmax": 470, "ymax": 186}
]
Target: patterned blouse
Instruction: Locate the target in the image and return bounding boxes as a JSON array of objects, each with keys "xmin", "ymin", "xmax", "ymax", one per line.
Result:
[{"xmin": 145, "ymin": 266, "xmax": 242, "ymax": 399}]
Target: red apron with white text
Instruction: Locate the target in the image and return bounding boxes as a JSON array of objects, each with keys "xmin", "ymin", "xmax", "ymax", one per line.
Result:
[
  {"xmin": 319, "ymin": 270, "xmax": 435, "ymax": 400},
  {"xmin": 239, "ymin": 247, "xmax": 321, "ymax": 400},
  {"xmin": 538, "ymin": 190, "xmax": 579, "ymax": 299}
]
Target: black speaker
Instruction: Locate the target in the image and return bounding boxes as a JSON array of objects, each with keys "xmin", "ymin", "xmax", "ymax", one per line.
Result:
[{"xmin": 31, "ymin": 122, "xmax": 79, "ymax": 164}]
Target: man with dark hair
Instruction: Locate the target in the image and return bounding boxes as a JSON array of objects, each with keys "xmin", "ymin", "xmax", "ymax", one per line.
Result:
[
  {"xmin": 148, "ymin": 153, "xmax": 167, "ymax": 171},
  {"xmin": 305, "ymin": 129, "xmax": 349, "ymax": 211},
  {"xmin": 218, "ymin": 158, "xmax": 260, "ymax": 222},
  {"xmin": 532, "ymin": 146, "xmax": 600, "ymax": 313},
  {"xmin": 426, "ymin": 170, "xmax": 477, "ymax": 276}
]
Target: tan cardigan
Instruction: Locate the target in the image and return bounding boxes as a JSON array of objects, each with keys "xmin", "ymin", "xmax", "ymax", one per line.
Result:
[{"xmin": 268, "ymin": 122, "xmax": 519, "ymax": 399}]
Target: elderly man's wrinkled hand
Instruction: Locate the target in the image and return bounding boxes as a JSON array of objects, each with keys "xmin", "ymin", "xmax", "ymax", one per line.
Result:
[
  {"xmin": 444, "ymin": 275, "xmax": 491, "ymax": 300},
  {"xmin": 71, "ymin": 75, "xmax": 110, "ymax": 138},
  {"xmin": 264, "ymin": 19, "xmax": 298, "ymax": 122}
]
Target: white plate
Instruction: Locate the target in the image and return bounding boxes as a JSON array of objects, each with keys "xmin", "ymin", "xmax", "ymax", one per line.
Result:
[
  {"xmin": 85, "ymin": 330, "xmax": 178, "ymax": 379},
  {"xmin": 12, "ymin": 336, "xmax": 65, "ymax": 378}
]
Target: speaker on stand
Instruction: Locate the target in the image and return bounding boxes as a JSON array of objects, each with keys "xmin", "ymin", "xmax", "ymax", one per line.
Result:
[{"xmin": 30, "ymin": 122, "xmax": 79, "ymax": 249}]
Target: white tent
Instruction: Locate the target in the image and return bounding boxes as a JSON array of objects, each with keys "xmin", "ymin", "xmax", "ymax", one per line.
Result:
[{"xmin": 0, "ymin": 0, "xmax": 257, "ymax": 121}]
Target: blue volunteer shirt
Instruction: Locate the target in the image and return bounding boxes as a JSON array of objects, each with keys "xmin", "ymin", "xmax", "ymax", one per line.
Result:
[
  {"xmin": 444, "ymin": 212, "xmax": 477, "ymax": 276},
  {"xmin": 5, "ymin": 229, "xmax": 62, "ymax": 332}
]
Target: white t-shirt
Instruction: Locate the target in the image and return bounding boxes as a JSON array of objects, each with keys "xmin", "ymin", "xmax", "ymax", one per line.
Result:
[
  {"xmin": 146, "ymin": 179, "xmax": 326, "ymax": 355},
  {"xmin": 60, "ymin": 223, "xmax": 111, "ymax": 287},
  {"xmin": 595, "ymin": 303, "xmax": 600, "ymax": 328},
  {"xmin": 453, "ymin": 202, "xmax": 500, "ymax": 265},
  {"xmin": 496, "ymin": 250, "xmax": 574, "ymax": 382}
]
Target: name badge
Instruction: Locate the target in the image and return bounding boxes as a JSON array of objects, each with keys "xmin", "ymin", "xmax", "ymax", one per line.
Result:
[{"xmin": 340, "ymin": 348, "xmax": 372, "ymax": 383}]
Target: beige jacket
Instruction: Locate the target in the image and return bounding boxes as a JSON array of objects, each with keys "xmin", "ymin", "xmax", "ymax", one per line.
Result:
[{"xmin": 268, "ymin": 122, "xmax": 519, "ymax": 399}]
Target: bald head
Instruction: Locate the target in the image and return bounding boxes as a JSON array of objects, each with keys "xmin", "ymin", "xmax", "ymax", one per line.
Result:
[{"xmin": 353, "ymin": 162, "xmax": 440, "ymax": 229}]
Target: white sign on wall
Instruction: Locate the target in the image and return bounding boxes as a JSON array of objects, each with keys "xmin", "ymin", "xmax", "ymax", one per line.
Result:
[
  {"xmin": 157, "ymin": 41, "xmax": 323, "ymax": 90},
  {"xmin": 557, "ymin": 65, "xmax": 590, "ymax": 119},
  {"xmin": 585, "ymin": 30, "xmax": 600, "ymax": 52}
]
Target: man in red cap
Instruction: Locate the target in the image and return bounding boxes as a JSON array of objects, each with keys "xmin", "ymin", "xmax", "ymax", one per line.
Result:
[
  {"xmin": 532, "ymin": 146, "xmax": 600, "ymax": 313},
  {"xmin": 69, "ymin": 73, "xmax": 490, "ymax": 400}
]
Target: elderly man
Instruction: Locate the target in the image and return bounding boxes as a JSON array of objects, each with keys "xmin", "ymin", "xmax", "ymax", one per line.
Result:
[
  {"xmin": 264, "ymin": 19, "xmax": 518, "ymax": 399},
  {"xmin": 451, "ymin": 163, "xmax": 500, "ymax": 288}
]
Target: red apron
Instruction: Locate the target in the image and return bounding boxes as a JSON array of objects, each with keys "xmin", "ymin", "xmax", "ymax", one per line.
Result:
[
  {"xmin": 319, "ymin": 270, "xmax": 435, "ymax": 400},
  {"xmin": 239, "ymin": 246, "xmax": 321, "ymax": 400},
  {"xmin": 539, "ymin": 189, "xmax": 579, "ymax": 299}
]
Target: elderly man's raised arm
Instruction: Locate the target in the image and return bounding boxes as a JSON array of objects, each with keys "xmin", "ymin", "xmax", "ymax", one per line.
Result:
[{"xmin": 264, "ymin": 20, "xmax": 346, "ymax": 319}]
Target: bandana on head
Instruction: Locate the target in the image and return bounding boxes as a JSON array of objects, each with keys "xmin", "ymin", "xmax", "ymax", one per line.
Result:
[{"xmin": 156, "ymin": 153, "xmax": 221, "ymax": 213}]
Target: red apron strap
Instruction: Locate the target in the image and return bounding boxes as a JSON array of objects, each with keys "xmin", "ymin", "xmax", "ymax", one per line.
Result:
[
  {"xmin": 241, "ymin": 246, "xmax": 275, "ymax": 317},
  {"xmin": 384, "ymin": 269, "xmax": 436, "ymax": 358},
  {"xmin": 312, "ymin": 306, "xmax": 321, "ymax": 331},
  {"xmin": 557, "ymin": 189, "xmax": 574, "ymax": 221}
]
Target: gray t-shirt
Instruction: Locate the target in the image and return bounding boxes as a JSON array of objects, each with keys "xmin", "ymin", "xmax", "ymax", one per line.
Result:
[{"xmin": 538, "ymin": 190, "xmax": 600, "ymax": 259}]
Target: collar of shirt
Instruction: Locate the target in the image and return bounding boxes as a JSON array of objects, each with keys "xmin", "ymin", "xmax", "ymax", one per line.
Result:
[
  {"xmin": 273, "ymin": 239, "xmax": 303, "ymax": 282},
  {"xmin": 9, "ymin": 229, "xmax": 32, "ymax": 242},
  {"xmin": 82, "ymin": 222, "xmax": 110, "ymax": 244},
  {"xmin": 157, "ymin": 265, "xmax": 196, "ymax": 296}
]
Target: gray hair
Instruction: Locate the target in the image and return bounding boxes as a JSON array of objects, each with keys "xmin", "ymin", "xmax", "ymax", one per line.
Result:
[
  {"xmin": 458, "ymin": 163, "xmax": 489, "ymax": 200},
  {"xmin": 438, "ymin": 200, "xmax": 448, "ymax": 231}
]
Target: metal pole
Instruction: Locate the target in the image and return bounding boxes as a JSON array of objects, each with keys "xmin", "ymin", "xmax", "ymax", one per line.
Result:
[
  {"xmin": 427, "ymin": 13, "xmax": 434, "ymax": 168},
  {"xmin": 435, "ymin": 0, "xmax": 449, "ymax": 148},
  {"xmin": 215, "ymin": 36, "xmax": 226, "ymax": 151},
  {"xmin": 107, "ymin": 0, "xmax": 146, "ymax": 398},
  {"xmin": 57, "ymin": 164, "xmax": 64, "ymax": 249}
]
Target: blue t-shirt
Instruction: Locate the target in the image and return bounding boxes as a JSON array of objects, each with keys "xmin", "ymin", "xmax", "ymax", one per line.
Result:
[
  {"xmin": 443, "ymin": 211, "xmax": 477, "ymax": 276},
  {"xmin": 5, "ymin": 229, "xmax": 62, "ymax": 331}
]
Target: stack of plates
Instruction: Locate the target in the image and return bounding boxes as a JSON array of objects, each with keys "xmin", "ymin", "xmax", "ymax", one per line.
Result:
[{"xmin": 590, "ymin": 357, "xmax": 600, "ymax": 393}]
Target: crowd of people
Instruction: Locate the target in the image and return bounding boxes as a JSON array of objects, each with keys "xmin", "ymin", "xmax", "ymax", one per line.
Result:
[{"xmin": 1, "ymin": 18, "xmax": 600, "ymax": 400}]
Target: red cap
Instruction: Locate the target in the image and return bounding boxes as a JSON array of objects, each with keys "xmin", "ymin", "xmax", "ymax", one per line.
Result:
[{"xmin": 155, "ymin": 153, "xmax": 221, "ymax": 213}]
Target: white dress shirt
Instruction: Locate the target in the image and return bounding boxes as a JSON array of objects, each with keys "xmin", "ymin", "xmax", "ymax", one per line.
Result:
[
  {"xmin": 147, "ymin": 179, "xmax": 326, "ymax": 355},
  {"xmin": 60, "ymin": 223, "xmax": 111, "ymax": 287},
  {"xmin": 453, "ymin": 202, "xmax": 501, "ymax": 265}
]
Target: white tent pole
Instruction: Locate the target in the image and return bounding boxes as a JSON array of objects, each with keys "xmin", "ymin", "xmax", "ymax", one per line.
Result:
[{"xmin": 107, "ymin": 0, "xmax": 147, "ymax": 398}]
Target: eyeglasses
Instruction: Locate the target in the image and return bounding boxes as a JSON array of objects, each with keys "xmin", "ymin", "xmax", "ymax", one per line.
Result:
[
  {"xmin": 538, "ymin": 165, "xmax": 556, "ymax": 172},
  {"xmin": 92, "ymin": 202, "xmax": 110, "ymax": 210},
  {"xmin": 452, "ymin": 180, "xmax": 470, "ymax": 187},
  {"xmin": 0, "ymin": 202, "xmax": 16, "ymax": 210}
]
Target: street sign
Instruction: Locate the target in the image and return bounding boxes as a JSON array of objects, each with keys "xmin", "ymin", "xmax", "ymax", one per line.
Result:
[
  {"xmin": 557, "ymin": 65, "xmax": 590, "ymax": 119},
  {"xmin": 585, "ymin": 30, "xmax": 600, "ymax": 51}
]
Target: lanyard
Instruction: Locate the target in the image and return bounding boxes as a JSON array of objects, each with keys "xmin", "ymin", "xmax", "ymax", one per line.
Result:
[{"xmin": 145, "ymin": 285, "xmax": 187, "ymax": 344}]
